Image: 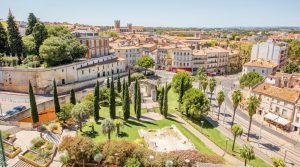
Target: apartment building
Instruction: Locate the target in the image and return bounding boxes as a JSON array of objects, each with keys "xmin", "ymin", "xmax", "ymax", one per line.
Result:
[
  {"xmin": 171, "ymin": 47, "xmax": 193, "ymax": 73},
  {"xmin": 252, "ymin": 72, "xmax": 300, "ymax": 133},
  {"xmin": 114, "ymin": 46, "xmax": 144, "ymax": 67},
  {"xmin": 243, "ymin": 59, "xmax": 277, "ymax": 77},
  {"xmin": 156, "ymin": 46, "xmax": 175, "ymax": 70},
  {"xmin": 72, "ymin": 30, "xmax": 110, "ymax": 59},
  {"xmin": 251, "ymin": 39, "xmax": 288, "ymax": 68},
  {"xmin": 205, "ymin": 47, "xmax": 229, "ymax": 74},
  {"xmin": 192, "ymin": 50, "xmax": 206, "ymax": 74}
]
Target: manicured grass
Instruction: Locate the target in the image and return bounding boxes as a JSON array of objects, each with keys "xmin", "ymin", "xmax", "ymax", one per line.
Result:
[
  {"xmin": 181, "ymin": 115, "xmax": 271, "ymax": 167},
  {"xmin": 79, "ymin": 102, "xmax": 214, "ymax": 155}
]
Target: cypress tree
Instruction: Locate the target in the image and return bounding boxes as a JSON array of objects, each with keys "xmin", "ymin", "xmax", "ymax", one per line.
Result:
[
  {"xmin": 134, "ymin": 79, "xmax": 138, "ymax": 114},
  {"xmin": 7, "ymin": 10, "xmax": 23, "ymax": 59},
  {"xmin": 0, "ymin": 22, "xmax": 9, "ymax": 53},
  {"xmin": 128, "ymin": 69, "xmax": 131, "ymax": 83},
  {"xmin": 106, "ymin": 77, "xmax": 110, "ymax": 88},
  {"xmin": 109, "ymin": 76, "xmax": 116, "ymax": 119},
  {"xmin": 0, "ymin": 131, "xmax": 7, "ymax": 167},
  {"xmin": 32, "ymin": 22, "xmax": 48, "ymax": 55},
  {"xmin": 122, "ymin": 78, "xmax": 126, "ymax": 100},
  {"xmin": 53, "ymin": 79, "xmax": 60, "ymax": 113},
  {"xmin": 163, "ymin": 84, "xmax": 168, "ymax": 118},
  {"xmin": 94, "ymin": 81, "xmax": 100, "ymax": 122},
  {"xmin": 25, "ymin": 13, "xmax": 38, "ymax": 35},
  {"xmin": 123, "ymin": 82, "xmax": 130, "ymax": 120},
  {"xmin": 159, "ymin": 86, "xmax": 165, "ymax": 115},
  {"xmin": 70, "ymin": 89, "xmax": 76, "ymax": 105},
  {"xmin": 136, "ymin": 82, "xmax": 141, "ymax": 120},
  {"xmin": 117, "ymin": 75, "xmax": 121, "ymax": 93},
  {"xmin": 29, "ymin": 81, "xmax": 39, "ymax": 123}
]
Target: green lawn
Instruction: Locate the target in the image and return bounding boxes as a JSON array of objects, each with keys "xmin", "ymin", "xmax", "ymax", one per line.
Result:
[{"xmin": 79, "ymin": 102, "xmax": 214, "ymax": 155}]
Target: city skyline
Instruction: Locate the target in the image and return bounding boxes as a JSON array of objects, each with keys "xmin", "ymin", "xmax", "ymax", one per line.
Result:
[{"xmin": 1, "ymin": 0, "xmax": 300, "ymax": 28}]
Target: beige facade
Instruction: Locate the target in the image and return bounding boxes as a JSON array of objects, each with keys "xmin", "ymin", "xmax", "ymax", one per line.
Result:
[
  {"xmin": 0, "ymin": 55, "xmax": 126, "ymax": 95},
  {"xmin": 115, "ymin": 46, "xmax": 144, "ymax": 67}
]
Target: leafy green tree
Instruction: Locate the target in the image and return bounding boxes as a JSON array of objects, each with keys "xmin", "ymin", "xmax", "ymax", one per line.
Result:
[
  {"xmin": 159, "ymin": 86, "xmax": 165, "ymax": 115},
  {"xmin": 101, "ymin": 118, "xmax": 116, "ymax": 140},
  {"xmin": 65, "ymin": 37, "xmax": 87, "ymax": 61},
  {"xmin": 117, "ymin": 75, "xmax": 121, "ymax": 93},
  {"xmin": 29, "ymin": 81, "xmax": 39, "ymax": 123},
  {"xmin": 283, "ymin": 62, "xmax": 300, "ymax": 74},
  {"xmin": 246, "ymin": 95, "xmax": 260, "ymax": 141},
  {"xmin": 114, "ymin": 119, "xmax": 124, "ymax": 136},
  {"xmin": 123, "ymin": 82, "xmax": 130, "ymax": 120},
  {"xmin": 7, "ymin": 10, "xmax": 23, "ymax": 59},
  {"xmin": 183, "ymin": 88, "xmax": 209, "ymax": 118},
  {"xmin": 178, "ymin": 77, "xmax": 185, "ymax": 112},
  {"xmin": 106, "ymin": 77, "xmax": 110, "ymax": 88},
  {"xmin": 25, "ymin": 13, "xmax": 38, "ymax": 35},
  {"xmin": 162, "ymin": 84, "xmax": 168, "ymax": 118},
  {"xmin": 231, "ymin": 124, "xmax": 243, "ymax": 151},
  {"xmin": 136, "ymin": 55, "xmax": 154, "ymax": 74},
  {"xmin": 271, "ymin": 157, "xmax": 286, "ymax": 167},
  {"xmin": 93, "ymin": 81, "xmax": 100, "ymax": 122},
  {"xmin": 53, "ymin": 80, "xmax": 60, "ymax": 113},
  {"xmin": 209, "ymin": 78, "xmax": 216, "ymax": 105},
  {"xmin": 71, "ymin": 103, "xmax": 90, "ymax": 132},
  {"xmin": 172, "ymin": 72, "xmax": 192, "ymax": 93},
  {"xmin": 0, "ymin": 22, "xmax": 9, "ymax": 53},
  {"xmin": 22, "ymin": 35, "xmax": 37, "ymax": 55},
  {"xmin": 46, "ymin": 25, "xmax": 70, "ymax": 37},
  {"xmin": 284, "ymin": 39, "xmax": 300, "ymax": 63},
  {"xmin": 109, "ymin": 76, "xmax": 116, "ymax": 119},
  {"xmin": 197, "ymin": 67, "xmax": 207, "ymax": 90},
  {"xmin": 136, "ymin": 82, "xmax": 141, "ymax": 120},
  {"xmin": 202, "ymin": 77, "xmax": 208, "ymax": 93},
  {"xmin": 239, "ymin": 72, "xmax": 264, "ymax": 88},
  {"xmin": 231, "ymin": 90, "xmax": 242, "ymax": 127},
  {"xmin": 240, "ymin": 145, "xmax": 255, "ymax": 167},
  {"xmin": 216, "ymin": 90, "xmax": 225, "ymax": 120},
  {"xmin": 32, "ymin": 22, "xmax": 48, "ymax": 54},
  {"xmin": 70, "ymin": 89, "xmax": 76, "ymax": 105},
  {"xmin": 40, "ymin": 36, "xmax": 69, "ymax": 66},
  {"xmin": 57, "ymin": 103, "xmax": 74, "ymax": 123}
]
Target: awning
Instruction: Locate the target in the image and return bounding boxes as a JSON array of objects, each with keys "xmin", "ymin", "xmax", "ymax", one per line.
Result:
[{"xmin": 264, "ymin": 113, "xmax": 290, "ymax": 126}]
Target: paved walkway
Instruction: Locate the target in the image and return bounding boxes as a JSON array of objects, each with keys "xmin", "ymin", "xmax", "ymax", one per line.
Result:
[{"xmin": 172, "ymin": 114, "xmax": 244, "ymax": 166}]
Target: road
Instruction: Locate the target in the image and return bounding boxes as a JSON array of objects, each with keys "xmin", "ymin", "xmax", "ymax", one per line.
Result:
[{"xmin": 206, "ymin": 74, "xmax": 300, "ymax": 167}]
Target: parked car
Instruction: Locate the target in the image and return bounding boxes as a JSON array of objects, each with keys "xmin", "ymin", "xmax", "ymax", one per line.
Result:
[{"xmin": 2, "ymin": 105, "xmax": 26, "ymax": 118}]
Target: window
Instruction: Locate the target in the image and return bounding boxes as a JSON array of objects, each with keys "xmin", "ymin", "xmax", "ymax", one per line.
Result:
[
  {"xmin": 8, "ymin": 78, "xmax": 12, "ymax": 84},
  {"xmin": 275, "ymin": 107, "xmax": 279, "ymax": 113},
  {"xmin": 62, "ymin": 79, "xmax": 65, "ymax": 85},
  {"xmin": 103, "ymin": 72, "xmax": 105, "ymax": 76},
  {"xmin": 82, "ymin": 70, "xmax": 84, "ymax": 75},
  {"xmin": 296, "ymin": 117, "xmax": 300, "ymax": 123},
  {"xmin": 97, "ymin": 73, "xmax": 100, "ymax": 78},
  {"xmin": 89, "ymin": 69, "xmax": 91, "ymax": 73}
]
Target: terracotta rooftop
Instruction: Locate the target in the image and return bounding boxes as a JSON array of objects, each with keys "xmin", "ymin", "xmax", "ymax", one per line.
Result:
[
  {"xmin": 244, "ymin": 59, "xmax": 277, "ymax": 68},
  {"xmin": 253, "ymin": 82, "xmax": 300, "ymax": 103}
]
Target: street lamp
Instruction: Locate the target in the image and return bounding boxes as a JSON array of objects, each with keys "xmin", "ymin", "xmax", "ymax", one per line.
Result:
[
  {"xmin": 185, "ymin": 159, "xmax": 191, "ymax": 167},
  {"xmin": 149, "ymin": 155, "xmax": 154, "ymax": 167},
  {"xmin": 200, "ymin": 121, "xmax": 204, "ymax": 132}
]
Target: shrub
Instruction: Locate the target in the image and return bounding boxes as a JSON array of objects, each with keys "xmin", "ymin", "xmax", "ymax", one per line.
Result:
[
  {"xmin": 48, "ymin": 123, "xmax": 59, "ymax": 132},
  {"xmin": 2, "ymin": 131, "xmax": 10, "ymax": 140},
  {"xmin": 31, "ymin": 137, "xmax": 46, "ymax": 148},
  {"xmin": 125, "ymin": 157, "xmax": 141, "ymax": 167},
  {"xmin": 131, "ymin": 73, "xmax": 145, "ymax": 81},
  {"xmin": 27, "ymin": 61, "xmax": 41, "ymax": 68},
  {"xmin": 59, "ymin": 155, "xmax": 70, "ymax": 165},
  {"xmin": 38, "ymin": 124, "xmax": 47, "ymax": 132}
]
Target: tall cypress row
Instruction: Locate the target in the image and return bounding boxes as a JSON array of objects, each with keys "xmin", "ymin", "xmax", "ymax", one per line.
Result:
[
  {"xmin": 163, "ymin": 84, "xmax": 168, "ymax": 118},
  {"xmin": 94, "ymin": 81, "xmax": 100, "ymax": 122},
  {"xmin": 159, "ymin": 86, "xmax": 165, "ymax": 115},
  {"xmin": 128, "ymin": 69, "xmax": 131, "ymax": 84},
  {"xmin": 117, "ymin": 75, "xmax": 121, "ymax": 93},
  {"xmin": 109, "ymin": 76, "xmax": 116, "ymax": 119},
  {"xmin": 136, "ymin": 82, "xmax": 141, "ymax": 120},
  {"xmin": 123, "ymin": 82, "xmax": 130, "ymax": 120},
  {"xmin": 25, "ymin": 13, "xmax": 38, "ymax": 35},
  {"xmin": 7, "ymin": 10, "xmax": 23, "ymax": 60},
  {"xmin": 106, "ymin": 77, "xmax": 110, "ymax": 88},
  {"xmin": 122, "ymin": 78, "xmax": 126, "ymax": 100},
  {"xmin": 70, "ymin": 89, "xmax": 76, "ymax": 105},
  {"xmin": 134, "ymin": 79, "xmax": 138, "ymax": 114},
  {"xmin": 53, "ymin": 80, "xmax": 60, "ymax": 113},
  {"xmin": 29, "ymin": 81, "xmax": 39, "ymax": 123}
]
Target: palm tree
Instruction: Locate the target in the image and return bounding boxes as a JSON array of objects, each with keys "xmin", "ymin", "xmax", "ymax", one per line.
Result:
[
  {"xmin": 231, "ymin": 124, "xmax": 243, "ymax": 151},
  {"xmin": 197, "ymin": 68, "xmax": 206, "ymax": 89},
  {"xmin": 201, "ymin": 77, "xmax": 208, "ymax": 92},
  {"xmin": 209, "ymin": 78, "xmax": 216, "ymax": 105},
  {"xmin": 113, "ymin": 119, "xmax": 124, "ymax": 136},
  {"xmin": 71, "ymin": 103, "xmax": 90, "ymax": 132},
  {"xmin": 240, "ymin": 145, "xmax": 255, "ymax": 167},
  {"xmin": 246, "ymin": 95, "xmax": 260, "ymax": 141},
  {"xmin": 216, "ymin": 90, "xmax": 225, "ymax": 120},
  {"xmin": 231, "ymin": 90, "xmax": 242, "ymax": 127},
  {"xmin": 101, "ymin": 118, "xmax": 116, "ymax": 140}
]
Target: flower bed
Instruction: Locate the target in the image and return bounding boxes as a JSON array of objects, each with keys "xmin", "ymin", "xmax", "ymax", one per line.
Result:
[
  {"xmin": 3, "ymin": 141, "xmax": 21, "ymax": 158},
  {"xmin": 19, "ymin": 137, "xmax": 56, "ymax": 167}
]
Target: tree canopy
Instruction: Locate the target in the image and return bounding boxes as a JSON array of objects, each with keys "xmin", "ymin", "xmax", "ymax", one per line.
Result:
[
  {"xmin": 0, "ymin": 22, "xmax": 9, "ymax": 53},
  {"xmin": 283, "ymin": 62, "xmax": 300, "ymax": 74},
  {"xmin": 284, "ymin": 39, "xmax": 300, "ymax": 63},
  {"xmin": 32, "ymin": 22, "xmax": 48, "ymax": 54},
  {"xmin": 25, "ymin": 13, "xmax": 38, "ymax": 35},
  {"xmin": 22, "ymin": 35, "xmax": 37, "ymax": 55},
  {"xmin": 136, "ymin": 55, "xmax": 154, "ymax": 73},
  {"xmin": 172, "ymin": 72, "xmax": 193, "ymax": 93},
  {"xmin": 7, "ymin": 10, "xmax": 23, "ymax": 57},
  {"xmin": 239, "ymin": 72, "xmax": 264, "ymax": 88},
  {"xmin": 183, "ymin": 88, "xmax": 209, "ymax": 117}
]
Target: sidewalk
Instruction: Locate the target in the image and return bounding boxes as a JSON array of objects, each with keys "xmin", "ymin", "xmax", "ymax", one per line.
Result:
[{"xmin": 172, "ymin": 113, "xmax": 244, "ymax": 166}]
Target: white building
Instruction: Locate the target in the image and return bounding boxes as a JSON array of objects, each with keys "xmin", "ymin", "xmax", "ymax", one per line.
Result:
[
  {"xmin": 243, "ymin": 59, "xmax": 277, "ymax": 77},
  {"xmin": 114, "ymin": 46, "xmax": 144, "ymax": 67},
  {"xmin": 171, "ymin": 47, "xmax": 193, "ymax": 73},
  {"xmin": 251, "ymin": 39, "xmax": 288, "ymax": 68}
]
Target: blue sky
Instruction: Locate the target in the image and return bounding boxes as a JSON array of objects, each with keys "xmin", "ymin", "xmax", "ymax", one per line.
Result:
[{"xmin": 0, "ymin": 0, "xmax": 300, "ymax": 27}]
